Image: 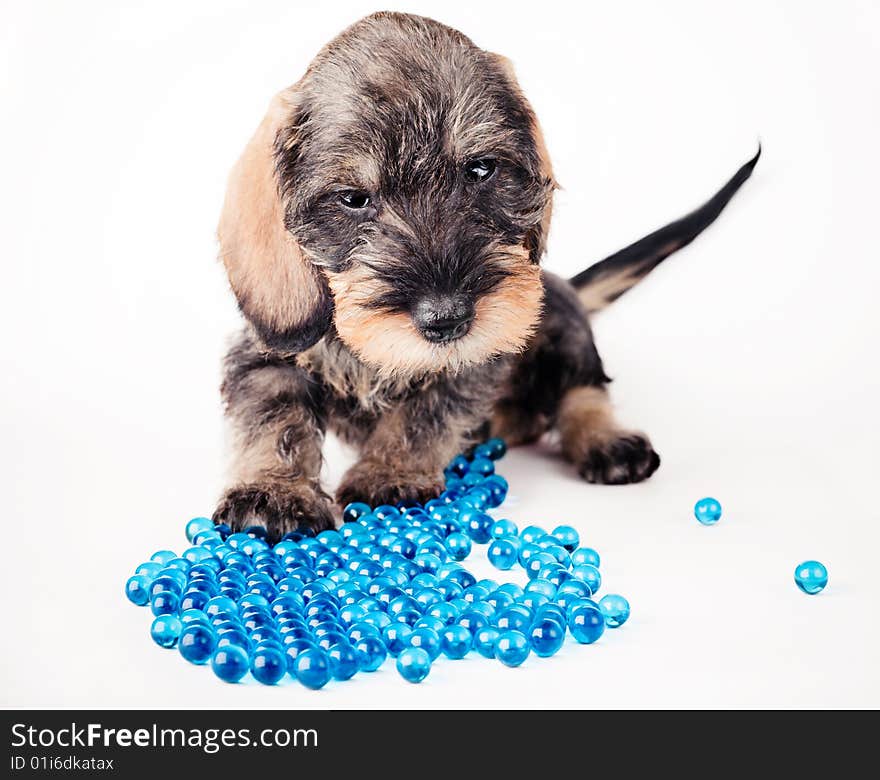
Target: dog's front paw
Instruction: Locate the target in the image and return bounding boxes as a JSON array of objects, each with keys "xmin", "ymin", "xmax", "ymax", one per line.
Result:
[
  {"xmin": 577, "ymin": 432, "xmax": 660, "ymax": 485},
  {"xmin": 336, "ymin": 459, "xmax": 444, "ymax": 509},
  {"xmin": 213, "ymin": 481, "xmax": 335, "ymax": 540}
]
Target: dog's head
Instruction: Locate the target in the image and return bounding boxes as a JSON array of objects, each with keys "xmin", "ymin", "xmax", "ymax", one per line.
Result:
[{"xmin": 219, "ymin": 12, "xmax": 555, "ymax": 376}]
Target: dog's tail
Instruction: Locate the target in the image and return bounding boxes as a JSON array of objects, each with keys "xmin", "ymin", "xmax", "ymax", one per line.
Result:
[{"xmin": 570, "ymin": 147, "xmax": 761, "ymax": 314}]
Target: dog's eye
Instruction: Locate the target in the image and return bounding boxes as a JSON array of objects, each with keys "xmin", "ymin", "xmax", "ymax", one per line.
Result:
[
  {"xmin": 463, "ymin": 158, "xmax": 497, "ymax": 183},
  {"xmin": 338, "ymin": 191, "xmax": 371, "ymax": 210}
]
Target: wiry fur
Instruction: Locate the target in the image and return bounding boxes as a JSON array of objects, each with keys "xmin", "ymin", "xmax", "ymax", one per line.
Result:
[{"xmin": 212, "ymin": 12, "xmax": 758, "ymax": 537}]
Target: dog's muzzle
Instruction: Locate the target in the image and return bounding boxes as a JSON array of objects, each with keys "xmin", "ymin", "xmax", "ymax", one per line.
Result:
[{"xmin": 412, "ymin": 295, "xmax": 475, "ymax": 344}]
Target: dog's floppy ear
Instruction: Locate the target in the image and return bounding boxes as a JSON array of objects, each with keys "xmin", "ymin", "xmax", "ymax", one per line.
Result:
[
  {"xmin": 489, "ymin": 53, "xmax": 557, "ymax": 263},
  {"xmin": 218, "ymin": 87, "xmax": 332, "ymax": 353}
]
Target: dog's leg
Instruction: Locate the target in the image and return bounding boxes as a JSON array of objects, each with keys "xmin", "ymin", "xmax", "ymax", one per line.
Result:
[
  {"xmin": 335, "ymin": 385, "xmax": 492, "ymax": 508},
  {"xmin": 557, "ymin": 385, "xmax": 660, "ymax": 484},
  {"xmin": 213, "ymin": 336, "xmax": 334, "ymax": 538}
]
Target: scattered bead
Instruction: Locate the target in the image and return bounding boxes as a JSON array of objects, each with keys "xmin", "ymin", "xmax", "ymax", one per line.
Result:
[
  {"xmin": 396, "ymin": 647, "xmax": 431, "ymax": 683},
  {"xmin": 495, "ymin": 630, "xmax": 530, "ymax": 667},
  {"xmin": 597, "ymin": 594, "xmax": 630, "ymax": 628},
  {"xmin": 211, "ymin": 645, "xmax": 250, "ymax": 683},
  {"xmin": 794, "ymin": 561, "xmax": 828, "ymax": 595},
  {"xmin": 694, "ymin": 497, "xmax": 722, "ymax": 525}
]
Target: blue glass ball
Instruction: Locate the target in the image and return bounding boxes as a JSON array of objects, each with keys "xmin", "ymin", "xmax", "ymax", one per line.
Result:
[
  {"xmin": 150, "ymin": 590, "xmax": 181, "ymax": 616},
  {"xmin": 210, "ymin": 645, "xmax": 250, "ymax": 683},
  {"xmin": 178, "ymin": 623, "xmax": 216, "ymax": 664},
  {"xmin": 484, "ymin": 437, "xmax": 507, "ymax": 460},
  {"xmin": 551, "ymin": 524, "xmax": 580, "ymax": 552},
  {"xmin": 251, "ymin": 646, "xmax": 287, "ymax": 685},
  {"xmin": 292, "ymin": 647, "xmax": 332, "ymax": 689},
  {"xmin": 490, "ymin": 519, "xmax": 518, "ymax": 539},
  {"xmin": 571, "ymin": 564, "xmax": 601, "ymax": 594},
  {"xmin": 354, "ymin": 636, "xmax": 387, "ymax": 672},
  {"xmin": 440, "ymin": 625, "xmax": 473, "ymax": 659},
  {"xmin": 569, "ymin": 604, "xmax": 606, "ymax": 643},
  {"xmin": 396, "ymin": 647, "xmax": 431, "ymax": 683},
  {"xmin": 328, "ymin": 641, "xmax": 360, "ymax": 681},
  {"xmin": 468, "ymin": 456, "xmax": 495, "ymax": 477},
  {"xmin": 519, "ymin": 526, "xmax": 546, "ymax": 545},
  {"xmin": 474, "ymin": 627, "xmax": 501, "ymax": 658},
  {"xmin": 125, "ymin": 574, "xmax": 151, "ymax": 606},
  {"xmin": 529, "ymin": 618, "xmax": 566, "ymax": 658},
  {"xmin": 597, "ymin": 594, "xmax": 630, "ymax": 627},
  {"xmin": 571, "ymin": 547, "xmax": 601, "ymax": 568},
  {"xmin": 694, "ymin": 497, "xmax": 722, "ymax": 525},
  {"xmin": 382, "ymin": 624, "xmax": 413, "ymax": 657},
  {"xmin": 495, "ymin": 630, "xmax": 530, "ymax": 667},
  {"xmin": 151, "ymin": 550, "xmax": 177, "ymax": 565},
  {"xmin": 794, "ymin": 561, "xmax": 828, "ymax": 595},
  {"xmin": 487, "ymin": 538, "xmax": 519, "ymax": 570},
  {"xmin": 446, "ymin": 454, "xmax": 470, "ymax": 478},
  {"xmin": 461, "ymin": 510, "xmax": 494, "ymax": 544},
  {"xmin": 150, "ymin": 615, "xmax": 183, "ymax": 648},
  {"xmin": 407, "ymin": 627, "xmax": 441, "ymax": 661},
  {"xmin": 445, "ymin": 532, "xmax": 472, "ymax": 562},
  {"xmin": 343, "ymin": 502, "xmax": 372, "ymax": 524}
]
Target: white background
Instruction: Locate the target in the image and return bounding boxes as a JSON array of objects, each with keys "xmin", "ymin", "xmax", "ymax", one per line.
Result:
[{"xmin": 2, "ymin": 0, "xmax": 878, "ymax": 709}]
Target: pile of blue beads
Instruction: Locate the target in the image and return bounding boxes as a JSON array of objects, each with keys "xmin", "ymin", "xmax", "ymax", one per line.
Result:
[{"xmin": 124, "ymin": 438, "xmax": 630, "ymax": 687}]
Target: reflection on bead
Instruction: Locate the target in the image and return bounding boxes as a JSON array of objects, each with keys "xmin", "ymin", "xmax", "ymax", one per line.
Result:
[
  {"xmin": 150, "ymin": 615, "xmax": 183, "ymax": 648},
  {"xmin": 396, "ymin": 647, "xmax": 431, "ymax": 683},
  {"xmin": 125, "ymin": 575, "xmax": 151, "ymax": 606},
  {"xmin": 794, "ymin": 561, "xmax": 828, "ymax": 595}
]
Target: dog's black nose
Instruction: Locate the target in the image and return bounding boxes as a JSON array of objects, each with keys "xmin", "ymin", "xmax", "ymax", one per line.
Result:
[{"xmin": 413, "ymin": 296, "xmax": 475, "ymax": 343}]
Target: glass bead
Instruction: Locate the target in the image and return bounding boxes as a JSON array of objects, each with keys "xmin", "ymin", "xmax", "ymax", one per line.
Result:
[
  {"xmin": 490, "ymin": 519, "xmax": 518, "ymax": 539},
  {"xmin": 283, "ymin": 638, "xmax": 317, "ymax": 673},
  {"xmin": 406, "ymin": 627, "xmax": 442, "ymax": 661},
  {"xmin": 180, "ymin": 608, "xmax": 211, "ymax": 626},
  {"xmin": 151, "ymin": 550, "xmax": 177, "ymax": 565},
  {"xmin": 355, "ymin": 635, "xmax": 388, "ymax": 671},
  {"xmin": 382, "ymin": 623, "xmax": 413, "ymax": 657},
  {"xmin": 597, "ymin": 594, "xmax": 630, "ymax": 627},
  {"xmin": 484, "ymin": 437, "xmax": 507, "ymax": 459},
  {"xmin": 495, "ymin": 605, "xmax": 533, "ymax": 633},
  {"xmin": 487, "ymin": 538, "xmax": 519, "ymax": 570},
  {"xmin": 446, "ymin": 454, "xmax": 470, "ymax": 478},
  {"xmin": 571, "ymin": 547, "xmax": 601, "ymax": 568},
  {"xmin": 551, "ymin": 524, "xmax": 580, "ymax": 552},
  {"xmin": 373, "ymin": 504, "xmax": 401, "ymax": 522},
  {"xmin": 460, "ymin": 510, "xmax": 493, "ymax": 544},
  {"xmin": 694, "ymin": 497, "xmax": 722, "ymax": 525},
  {"xmin": 249, "ymin": 646, "xmax": 286, "ymax": 685},
  {"xmin": 469, "ymin": 456, "xmax": 495, "ymax": 477},
  {"xmin": 347, "ymin": 622, "xmax": 380, "ymax": 644},
  {"xmin": 396, "ymin": 647, "xmax": 431, "ymax": 683},
  {"xmin": 177, "ymin": 623, "xmax": 216, "ymax": 664},
  {"xmin": 571, "ymin": 564, "xmax": 601, "ymax": 594},
  {"xmin": 150, "ymin": 615, "xmax": 183, "ymax": 648},
  {"xmin": 569, "ymin": 604, "xmax": 606, "ymax": 644},
  {"xmin": 414, "ymin": 616, "xmax": 446, "ymax": 635},
  {"xmin": 179, "ymin": 589, "xmax": 210, "ymax": 613},
  {"xmin": 328, "ymin": 641, "xmax": 360, "ymax": 681},
  {"xmin": 211, "ymin": 645, "xmax": 250, "ymax": 683},
  {"xmin": 529, "ymin": 618, "xmax": 566, "ymax": 658},
  {"xmin": 481, "ymin": 475, "xmax": 508, "ymax": 508},
  {"xmin": 457, "ymin": 610, "xmax": 489, "ymax": 636},
  {"xmin": 292, "ymin": 647, "xmax": 332, "ymax": 689},
  {"xmin": 441, "ymin": 625, "xmax": 473, "ymax": 659},
  {"xmin": 519, "ymin": 526, "xmax": 546, "ymax": 545},
  {"xmin": 495, "ymin": 630, "xmax": 530, "ymax": 667},
  {"xmin": 794, "ymin": 561, "xmax": 828, "ymax": 595},
  {"xmin": 361, "ymin": 611, "xmax": 392, "ymax": 632},
  {"xmin": 525, "ymin": 552, "xmax": 558, "ymax": 581},
  {"xmin": 473, "ymin": 443, "xmax": 493, "ymax": 460},
  {"xmin": 150, "ymin": 591, "xmax": 181, "ymax": 616},
  {"xmin": 135, "ymin": 561, "xmax": 162, "ymax": 579},
  {"xmin": 445, "ymin": 532, "xmax": 472, "ymax": 562},
  {"xmin": 474, "ymin": 627, "xmax": 501, "ymax": 658},
  {"xmin": 125, "ymin": 574, "xmax": 151, "ymax": 606}
]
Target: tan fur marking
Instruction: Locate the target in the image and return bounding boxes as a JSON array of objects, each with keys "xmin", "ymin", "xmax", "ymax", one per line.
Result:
[
  {"xmin": 557, "ymin": 385, "xmax": 619, "ymax": 461},
  {"xmin": 326, "ymin": 247, "xmax": 543, "ymax": 378},
  {"xmin": 218, "ymin": 86, "xmax": 325, "ymax": 336}
]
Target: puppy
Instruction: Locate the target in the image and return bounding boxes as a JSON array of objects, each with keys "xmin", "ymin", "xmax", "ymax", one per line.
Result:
[{"xmin": 213, "ymin": 12, "xmax": 758, "ymax": 538}]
